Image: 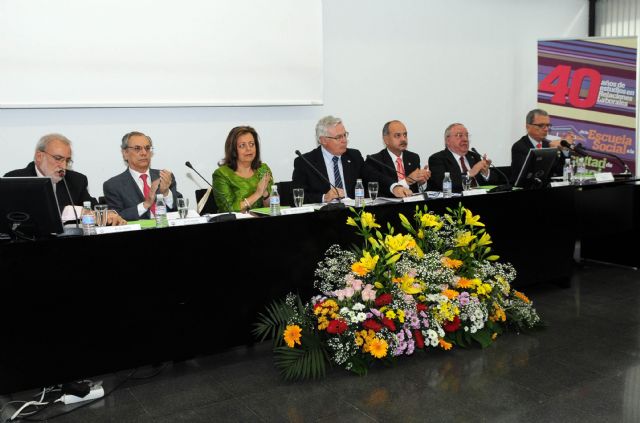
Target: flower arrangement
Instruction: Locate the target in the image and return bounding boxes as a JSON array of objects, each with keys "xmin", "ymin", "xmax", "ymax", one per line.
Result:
[{"xmin": 254, "ymin": 204, "xmax": 542, "ymax": 380}]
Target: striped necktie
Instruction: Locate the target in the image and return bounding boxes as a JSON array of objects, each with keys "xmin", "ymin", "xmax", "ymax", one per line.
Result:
[{"xmin": 332, "ymin": 156, "xmax": 343, "ymax": 189}]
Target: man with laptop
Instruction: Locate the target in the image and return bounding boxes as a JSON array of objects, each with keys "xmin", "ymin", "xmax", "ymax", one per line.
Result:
[{"xmin": 511, "ymin": 109, "xmax": 573, "ymax": 181}]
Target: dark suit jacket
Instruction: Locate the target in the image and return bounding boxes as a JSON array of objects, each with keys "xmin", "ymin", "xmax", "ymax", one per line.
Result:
[
  {"xmin": 4, "ymin": 161, "xmax": 95, "ymax": 212},
  {"xmin": 427, "ymin": 149, "xmax": 497, "ymax": 192},
  {"xmin": 292, "ymin": 146, "xmax": 365, "ymax": 204},
  {"xmin": 363, "ymin": 149, "xmax": 422, "ymax": 197},
  {"xmin": 103, "ymin": 168, "xmax": 180, "ymax": 220},
  {"xmin": 511, "ymin": 135, "xmax": 564, "ymax": 182}
]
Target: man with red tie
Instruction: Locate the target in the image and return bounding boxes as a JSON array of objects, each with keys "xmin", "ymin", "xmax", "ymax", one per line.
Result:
[
  {"xmin": 103, "ymin": 131, "xmax": 181, "ymax": 221},
  {"xmin": 510, "ymin": 109, "xmax": 571, "ymax": 181},
  {"xmin": 364, "ymin": 120, "xmax": 431, "ymax": 197},
  {"xmin": 427, "ymin": 123, "xmax": 495, "ymax": 192}
]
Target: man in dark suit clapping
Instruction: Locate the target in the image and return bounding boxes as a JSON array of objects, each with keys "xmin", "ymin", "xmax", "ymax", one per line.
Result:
[
  {"xmin": 427, "ymin": 123, "xmax": 496, "ymax": 192},
  {"xmin": 364, "ymin": 120, "xmax": 430, "ymax": 198}
]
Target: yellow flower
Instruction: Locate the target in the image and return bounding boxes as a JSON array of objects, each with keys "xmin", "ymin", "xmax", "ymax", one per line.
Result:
[
  {"xmin": 491, "ymin": 333, "xmax": 498, "ymax": 340},
  {"xmin": 420, "ymin": 213, "xmax": 442, "ymax": 229},
  {"xmin": 514, "ymin": 290, "xmax": 531, "ymax": 303},
  {"xmin": 283, "ymin": 325, "xmax": 302, "ymax": 348},
  {"xmin": 352, "ymin": 251, "xmax": 379, "ymax": 276},
  {"xmin": 397, "ymin": 309, "xmax": 405, "ymax": 323},
  {"xmin": 368, "ymin": 338, "xmax": 388, "ymax": 358},
  {"xmin": 346, "ymin": 216, "xmax": 357, "ymax": 227},
  {"xmin": 489, "ymin": 303, "xmax": 506, "ymax": 322},
  {"xmin": 385, "ymin": 310, "xmax": 396, "ymax": 319},
  {"xmin": 476, "ymin": 283, "xmax": 493, "ymax": 296},
  {"xmin": 477, "ymin": 232, "xmax": 492, "ymax": 246},
  {"xmin": 438, "ymin": 339, "xmax": 452, "ymax": 350},
  {"xmin": 361, "ymin": 212, "xmax": 381, "ymax": 229},
  {"xmin": 384, "ymin": 233, "xmax": 414, "ymax": 254},
  {"xmin": 417, "ymin": 229, "xmax": 424, "ymax": 239},
  {"xmin": 464, "ymin": 208, "xmax": 485, "ymax": 227},
  {"xmin": 393, "ymin": 274, "xmax": 424, "ymax": 295},
  {"xmin": 442, "ymin": 289, "xmax": 459, "ymax": 300},
  {"xmin": 442, "ymin": 257, "xmax": 463, "ymax": 269},
  {"xmin": 455, "ymin": 231, "xmax": 476, "ymax": 247}
]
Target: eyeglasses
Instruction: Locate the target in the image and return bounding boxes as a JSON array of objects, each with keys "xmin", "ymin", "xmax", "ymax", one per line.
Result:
[
  {"xmin": 126, "ymin": 145, "xmax": 153, "ymax": 153},
  {"xmin": 324, "ymin": 132, "xmax": 349, "ymax": 141},
  {"xmin": 450, "ymin": 132, "xmax": 470, "ymax": 139},
  {"xmin": 530, "ymin": 123, "xmax": 552, "ymax": 129},
  {"xmin": 43, "ymin": 150, "xmax": 73, "ymax": 166}
]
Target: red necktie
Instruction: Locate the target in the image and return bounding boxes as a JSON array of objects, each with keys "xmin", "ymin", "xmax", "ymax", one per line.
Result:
[
  {"xmin": 140, "ymin": 174, "xmax": 156, "ymax": 215},
  {"xmin": 459, "ymin": 156, "xmax": 468, "ymax": 173},
  {"xmin": 536, "ymin": 142, "xmax": 542, "ymax": 149},
  {"xmin": 396, "ymin": 156, "xmax": 405, "ymax": 180}
]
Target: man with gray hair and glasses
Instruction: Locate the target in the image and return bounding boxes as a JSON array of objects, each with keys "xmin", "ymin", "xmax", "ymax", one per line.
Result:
[
  {"xmin": 511, "ymin": 108, "xmax": 572, "ymax": 180},
  {"xmin": 292, "ymin": 115, "xmax": 368, "ymax": 204},
  {"xmin": 4, "ymin": 133, "xmax": 126, "ymax": 225},
  {"xmin": 103, "ymin": 131, "xmax": 180, "ymax": 221}
]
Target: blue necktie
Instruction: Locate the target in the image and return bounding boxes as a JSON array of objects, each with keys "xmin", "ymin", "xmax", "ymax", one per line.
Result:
[{"xmin": 332, "ymin": 156, "xmax": 343, "ymax": 189}]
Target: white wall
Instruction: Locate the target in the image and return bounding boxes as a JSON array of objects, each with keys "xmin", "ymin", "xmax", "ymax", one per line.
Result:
[{"xmin": 0, "ymin": 0, "xmax": 588, "ymax": 206}]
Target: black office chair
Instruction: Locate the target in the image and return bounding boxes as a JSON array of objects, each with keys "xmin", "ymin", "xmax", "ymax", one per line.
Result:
[
  {"xmin": 276, "ymin": 181, "xmax": 293, "ymax": 206},
  {"xmin": 195, "ymin": 188, "xmax": 218, "ymax": 214}
]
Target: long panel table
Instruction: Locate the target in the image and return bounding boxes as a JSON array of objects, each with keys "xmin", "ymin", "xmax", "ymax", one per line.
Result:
[{"xmin": 0, "ymin": 181, "xmax": 635, "ymax": 394}]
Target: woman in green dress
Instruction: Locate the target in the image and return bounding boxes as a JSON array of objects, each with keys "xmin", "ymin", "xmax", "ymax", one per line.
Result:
[{"xmin": 212, "ymin": 126, "xmax": 272, "ymax": 212}]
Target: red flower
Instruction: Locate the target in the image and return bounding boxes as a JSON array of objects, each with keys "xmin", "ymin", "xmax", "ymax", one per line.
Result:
[
  {"xmin": 326, "ymin": 319, "xmax": 348, "ymax": 334},
  {"xmin": 416, "ymin": 303, "xmax": 428, "ymax": 312},
  {"xmin": 375, "ymin": 293, "xmax": 393, "ymax": 307},
  {"xmin": 362, "ymin": 319, "xmax": 383, "ymax": 332},
  {"xmin": 443, "ymin": 316, "xmax": 461, "ymax": 333},
  {"xmin": 381, "ymin": 317, "xmax": 396, "ymax": 332},
  {"xmin": 414, "ymin": 330, "xmax": 424, "ymax": 349}
]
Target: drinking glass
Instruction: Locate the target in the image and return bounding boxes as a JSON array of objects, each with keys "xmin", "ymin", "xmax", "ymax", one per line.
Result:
[
  {"xmin": 94, "ymin": 204, "xmax": 109, "ymax": 227},
  {"xmin": 461, "ymin": 173, "xmax": 472, "ymax": 191},
  {"xmin": 293, "ymin": 188, "xmax": 304, "ymax": 207},
  {"xmin": 368, "ymin": 181, "xmax": 379, "ymax": 203},
  {"xmin": 177, "ymin": 197, "xmax": 189, "ymax": 218}
]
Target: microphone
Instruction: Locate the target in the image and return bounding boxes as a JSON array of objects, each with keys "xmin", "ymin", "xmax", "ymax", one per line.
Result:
[
  {"xmin": 294, "ymin": 150, "xmax": 345, "ymax": 210},
  {"xmin": 559, "ymin": 141, "xmax": 631, "ymax": 176},
  {"xmin": 59, "ymin": 172, "xmax": 84, "ymax": 236},
  {"xmin": 365, "ymin": 154, "xmax": 427, "ymax": 199},
  {"xmin": 185, "ymin": 161, "xmax": 236, "ymax": 222},
  {"xmin": 470, "ymin": 148, "xmax": 512, "ymax": 192}
]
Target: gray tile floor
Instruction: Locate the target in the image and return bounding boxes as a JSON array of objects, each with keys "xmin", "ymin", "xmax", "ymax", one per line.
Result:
[{"xmin": 4, "ymin": 262, "xmax": 640, "ymax": 422}]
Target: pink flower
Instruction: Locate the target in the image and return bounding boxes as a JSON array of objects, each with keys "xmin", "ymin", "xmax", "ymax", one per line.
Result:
[
  {"xmin": 351, "ymin": 279, "xmax": 363, "ymax": 291},
  {"xmin": 344, "ymin": 287, "xmax": 355, "ymax": 298},
  {"xmin": 361, "ymin": 284, "xmax": 376, "ymax": 302}
]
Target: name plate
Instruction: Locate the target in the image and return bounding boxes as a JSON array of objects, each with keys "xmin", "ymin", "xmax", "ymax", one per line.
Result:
[
  {"xmin": 168, "ymin": 217, "xmax": 209, "ymax": 226},
  {"xmin": 594, "ymin": 172, "xmax": 615, "ymax": 183},
  {"xmin": 400, "ymin": 194, "xmax": 425, "ymax": 203},
  {"xmin": 550, "ymin": 181, "xmax": 571, "ymax": 187},
  {"xmin": 462, "ymin": 189, "xmax": 487, "ymax": 196},
  {"xmin": 281, "ymin": 206, "xmax": 315, "ymax": 215},
  {"xmin": 96, "ymin": 224, "xmax": 142, "ymax": 235}
]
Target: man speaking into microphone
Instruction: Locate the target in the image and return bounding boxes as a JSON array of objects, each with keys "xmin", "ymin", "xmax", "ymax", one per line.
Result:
[
  {"xmin": 510, "ymin": 108, "xmax": 573, "ymax": 180},
  {"xmin": 4, "ymin": 133, "xmax": 126, "ymax": 225},
  {"xmin": 364, "ymin": 120, "xmax": 430, "ymax": 198}
]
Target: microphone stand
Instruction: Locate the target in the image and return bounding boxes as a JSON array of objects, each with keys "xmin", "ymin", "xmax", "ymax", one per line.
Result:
[
  {"xmin": 294, "ymin": 150, "xmax": 345, "ymax": 211},
  {"xmin": 470, "ymin": 148, "xmax": 512, "ymax": 193},
  {"xmin": 59, "ymin": 173, "xmax": 84, "ymax": 236},
  {"xmin": 566, "ymin": 142, "xmax": 632, "ymax": 177},
  {"xmin": 365, "ymin": 154, "xmax": 428, "ymax": 200},
  {"xmin": 185, "ymin": 162, "xmax": 237, "ymax": 223}
]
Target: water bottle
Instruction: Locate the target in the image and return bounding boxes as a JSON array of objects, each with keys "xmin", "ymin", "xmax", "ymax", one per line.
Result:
[
  {"xmin": 563, "ymin": 158, "xmax": 573, "ymax": 183},
  {"xmin": 442, "ymin": 172, "xmax": 452, "ymax": 198},
  {"xmin": 155, "ymin": 194, "xmax": 168, "ymax": 228},
  {"xmin": 269, "ymin": 185, "xmax": 281, "ymax": 216},
  {"xmin": 81, "ymin": 201, "xmax": 96, "ymax": 236},
  {"xmin": 354, "ymin": 179, "xmax": 365, "ymax": 207},
  {"xmin": 576, "ymin": 157, "xmax": 586, "ymax": 184}
]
